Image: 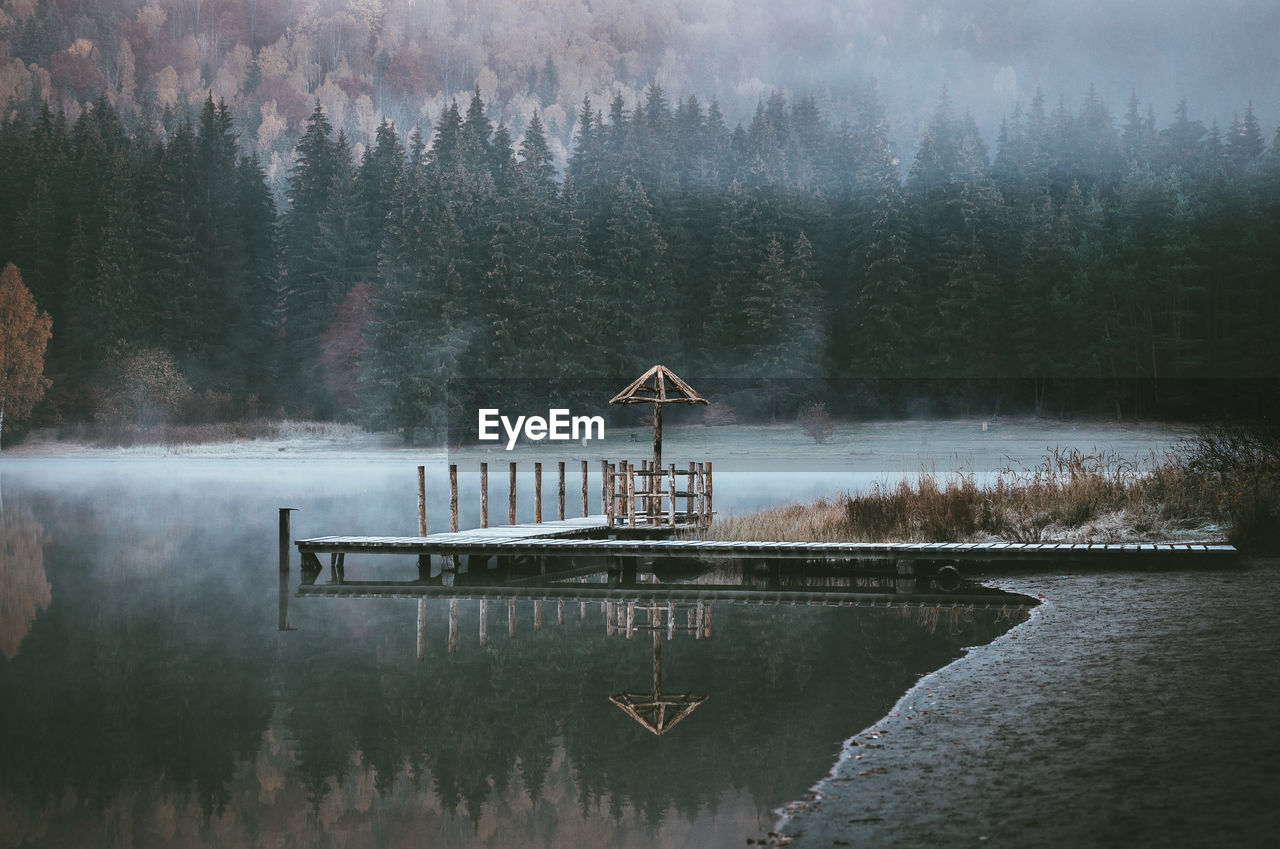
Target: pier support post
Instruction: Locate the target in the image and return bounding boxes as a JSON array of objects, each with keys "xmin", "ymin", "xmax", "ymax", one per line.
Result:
[
  {"xmin": 895, "ymin": 559, "xmax": 915, "ymax": 594},
  {"xmin": 535, "ymin": 462, "xmax": 543, "ymax": 523},
  {"xmin": 581, "ymin": 460, "xmax": 589, "ymax": 517},
  {"xmin": 480, "ymin": 462, "xmax": 489, "ymax": 528},
  {"xmin": 278, "ymin": 507, "xmax": 297, "ymax": 632},
  {"xmin": 278, "ymin": 507, "xmax": 296, "ymax": 576}
]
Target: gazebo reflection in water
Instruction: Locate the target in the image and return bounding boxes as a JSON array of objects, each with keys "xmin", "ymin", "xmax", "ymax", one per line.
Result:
[{"xmin": 286, "ymin": 554, "xmax": 1034, "ymax": 736}]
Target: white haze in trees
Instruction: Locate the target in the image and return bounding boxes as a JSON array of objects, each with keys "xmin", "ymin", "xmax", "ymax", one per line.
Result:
[{"xmin": 272, "ymin": 0, "xmax": 1280, "ymax": 157}]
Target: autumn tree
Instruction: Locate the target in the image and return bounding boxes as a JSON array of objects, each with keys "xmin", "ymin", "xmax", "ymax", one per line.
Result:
[{"xmin": 0, "ymin": 264, "xmax": 52, "ymax": 448}]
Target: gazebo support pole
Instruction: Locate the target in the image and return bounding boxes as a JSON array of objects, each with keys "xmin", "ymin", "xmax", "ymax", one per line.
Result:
[{"xmin": 652, "ymin": 402, "xmax": 662, "ymax": 474}]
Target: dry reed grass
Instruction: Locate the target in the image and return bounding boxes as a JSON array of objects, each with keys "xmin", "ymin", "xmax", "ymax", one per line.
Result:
[{"xmin": 708, "ymin": 447, "xmax": 1227, "ymax": 545}]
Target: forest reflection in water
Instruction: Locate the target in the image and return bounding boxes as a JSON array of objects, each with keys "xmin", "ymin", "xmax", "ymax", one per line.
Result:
[{"xmin": 0, "ymin": 462, "xmax": 1031, "ymax": 848}]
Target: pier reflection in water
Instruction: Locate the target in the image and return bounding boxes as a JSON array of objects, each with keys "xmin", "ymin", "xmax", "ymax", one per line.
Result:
[
  {"xmin": 285, "ymin": 554, "xmax": 1033, "ymax": 807},
  {"xmin": 0, "ymin": 465, "xmax": 1033, "ymax": 849}
]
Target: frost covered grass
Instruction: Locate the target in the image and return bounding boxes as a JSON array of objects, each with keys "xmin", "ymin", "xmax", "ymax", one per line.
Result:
[
  {"xmin": 56, "ymin": 419, "xmax": 280, "ymax": 447},
  {"xmin": 45, "ymin": 418, "xmax": 370, "ymax": 449},
  {"xmin": 709, "ymin": 433, "xmax": 1279, "ymax": 550}
]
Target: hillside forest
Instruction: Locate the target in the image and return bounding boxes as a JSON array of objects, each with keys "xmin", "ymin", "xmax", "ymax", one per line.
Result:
[{"xmin": 2, "ymin": 2, "xmax": 1280, "ymax": 440}]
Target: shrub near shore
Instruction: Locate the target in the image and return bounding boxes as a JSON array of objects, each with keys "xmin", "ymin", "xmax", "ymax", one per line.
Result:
[{"xmin": 708, "ymin": 424, "xmax": 1280, "ymax": 551}]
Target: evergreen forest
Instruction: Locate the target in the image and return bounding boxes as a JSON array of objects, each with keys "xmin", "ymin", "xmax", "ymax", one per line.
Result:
[{"xmin": 2, "ymin": 82, "xmax": 1278, "ymax": 441}]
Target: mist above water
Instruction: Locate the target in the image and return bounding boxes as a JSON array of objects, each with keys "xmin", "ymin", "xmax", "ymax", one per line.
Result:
[{"xmin": 0, "ymin": 459, "xmax": 1027, "ymax": 847}]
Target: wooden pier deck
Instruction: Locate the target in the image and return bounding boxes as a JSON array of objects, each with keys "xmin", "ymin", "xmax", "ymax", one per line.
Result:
[
  {"xmin": 297, "ymin": 518, "xmax": 1237, "ymax": 565},
  {"xmin": 300, "ymin": 515, "xmax": 613, "ymax": 549}
]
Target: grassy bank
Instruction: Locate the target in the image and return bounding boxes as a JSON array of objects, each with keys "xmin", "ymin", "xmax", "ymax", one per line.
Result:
[
  {"xmin": 708, "ymin": 425, "xmax": 1280, "ymax": 551},
  {"xmin": 41, "ymin": 419, "xmax": 364, "ymax": 448}
]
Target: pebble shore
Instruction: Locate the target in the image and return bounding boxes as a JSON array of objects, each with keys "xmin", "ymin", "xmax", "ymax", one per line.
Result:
[{"xmin": 775, "ymin": 560, "xmax": 1280, "ymax": 848}]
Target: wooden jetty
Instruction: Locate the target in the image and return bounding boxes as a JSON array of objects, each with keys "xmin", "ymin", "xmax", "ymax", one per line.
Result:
[
  {"xmin": 298, "ymin": 526, "xmax": 1237, "ymax": 570},
  {"xmin": 284, "ymin": 452, "xmax": 1237, "ymax": 632}
]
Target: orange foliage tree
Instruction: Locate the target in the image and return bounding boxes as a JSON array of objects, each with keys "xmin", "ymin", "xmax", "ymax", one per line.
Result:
[{"xmin": 0, "ymin": 264, "xmax": 53, "ymax": 449}]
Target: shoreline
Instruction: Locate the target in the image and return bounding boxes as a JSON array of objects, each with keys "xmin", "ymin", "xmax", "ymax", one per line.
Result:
[
  {"xmin": 770, "ymin": 560, "xmax": 1280, "ymax": 848},
  {"xmin": 0, "ymin": 418, "xmax": 1193, "ymax": 479}
]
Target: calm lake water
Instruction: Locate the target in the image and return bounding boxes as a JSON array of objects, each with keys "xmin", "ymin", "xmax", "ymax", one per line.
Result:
[{"xmin": 0, "ymin": 459, "xmax": 1031, "ymax": 848}]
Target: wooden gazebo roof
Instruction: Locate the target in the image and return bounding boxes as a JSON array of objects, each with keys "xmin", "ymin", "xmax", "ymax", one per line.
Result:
[
  {"xmin": 608, "ymin": 691, "xmax": 708, "ymax": 736},
  {"xmin": 608, "ymin": 365, "xmax": 707, "ymax": 407}
]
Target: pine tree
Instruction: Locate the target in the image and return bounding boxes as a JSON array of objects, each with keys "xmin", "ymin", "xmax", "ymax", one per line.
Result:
[
  {"xmin": 361, "ymin": 164, "xmax": 469, "ymax": 442},
  {"xmin": 232, "ymin": 153, "xmax": 279, "ymax": 400},
  {"xmin": 1227, "ymin": 103, "xmax": 1266, "ymax": 175},
  {"xmin": 309, "ymin": 136, "xmax": 375, "ymax": 416},
  {"xmin": 595, "ymin": 177, "xmax": 668, "ymax": 374},
  {"xmin": 567, "ymin": 97, "xmax": 601, "ymax": 192},
  {"xmin": 705, "ymin": 181, "xmax": 767, "ymax": 371},
  {"xmin": 489, "ymin": 123, "xmax": 516, "ymax": 193},
  {"xmin": 518, "ymin": 113, "xmax": 556, "ymax": 194},
  {"xmin": 460, "ymin": 88, "xmax": 493, "ymax": 170},
  {"xmin": 280, "ymin": 102, "xmax": 340, "ymax": 410},
  {"xmin": 847, "ymin": 138, "xmax": 914, "ymax": 376},
  {"xmin": 359, "ymin": 120, "xmax": 406, "ymax": 255}
]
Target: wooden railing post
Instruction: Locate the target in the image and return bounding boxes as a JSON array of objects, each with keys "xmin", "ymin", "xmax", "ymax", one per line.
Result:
[
  {"xmin": 535, "ymin": 462, "xmax": 543, "ymax": 523},
  {"xmin": 449, "ymin": 464, "xmax": 458, "ymax": 532},
  {"xmin": 627, "ymin": 463, "xmax": 636, "ymax": 528},
  {"xmin": 601, "ymin": 460, "xmax": 609, "ymax": 517},
  {"xmin": 509, "ymin": 462, "xmax": 517, "ymax": 525},
  {"xmin": 668, "ymin": 463, "xmax": 676, "ymax": 527},
  {"xmin": 581, "ymin": 460, "xmax": 589, "ymax": 517},
  {"xmin": 706, "ymin": 461, "xmax": 713, "ymax": 526},
  {"xmin": 558, "ymin": 460, "xmax": 566, "ymax": 520},
  {"xmin": 417, "ymin": 466, "xmax": 427, "ymax": 536},
  {"xmin": 696, "ymin": 466, "xmax": 706, "ymax": 525},
  {"xmin": 687, "ymin": 461, "xmax": 695, "ymax": 520},
  {"xmin": 614, "ymin": 461, "xmax": 623, "ymax": 526},
  {"xmin": 480, "ymin": 462, "xmax": 489, "ymax": 528}
]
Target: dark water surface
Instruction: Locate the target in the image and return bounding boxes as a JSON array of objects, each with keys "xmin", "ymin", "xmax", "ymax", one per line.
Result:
[{"xmin": 0, "ymin": 460, "xmax": 1030, "ymax": 848}]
